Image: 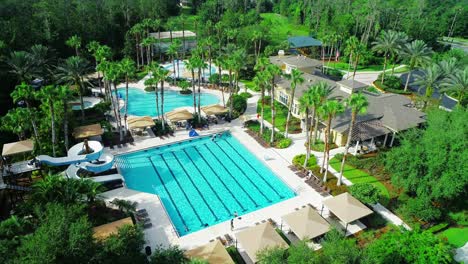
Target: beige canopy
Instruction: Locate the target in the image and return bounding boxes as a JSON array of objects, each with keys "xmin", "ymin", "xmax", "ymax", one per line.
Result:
[
  {"xmin": 282, "ymin": 206, "xmax": 330, "ymax": 240},
  {"xmin": 83, "ymin": 71, "xmax": 104, "ymax": 81},
  {"xmin": 202, "ymin": 104, "xmax": 228, "ymax": 115},
  {"xmin": 185, "ymin": 240, "xmax": 234, "ymax": 264},
  {"xmin": 93, "ymin": 217, "xmax": 133, "ymax": 240},
  {"xmin": 323, "ymin": 192, "xmax": 373, "ymax": 224},
  {"xmin": 2, "ymin": 140, "xmax": 34, "ymax": 156},
  {"xmin": 73, "ymin": 124, "xmax": 103, "ymax": 139},
  {"xmin": 235, "ymin": 223, "xmax": 289, "ymax": 263},
  {"xmin": 166, "ymin": 109, "xmax": 193, "ymax": 122},
  {"xmin": 127, "ymin": 116, "xmax": 154, "ymax": 130}
]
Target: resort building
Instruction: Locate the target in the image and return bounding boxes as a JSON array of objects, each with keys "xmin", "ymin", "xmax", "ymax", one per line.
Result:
[{"xmin": 269, "ymin": 55, "xmax": 426, "ymax": 152}]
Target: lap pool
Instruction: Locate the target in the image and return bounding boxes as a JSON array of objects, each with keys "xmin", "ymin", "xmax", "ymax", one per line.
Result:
[
  {"xmin": 115, "ymin": 132, "xmax": 295, "ymax": 236},
  {"xmin": 118, "ymin": 87, "xmax": 219, "ymax": 117}
]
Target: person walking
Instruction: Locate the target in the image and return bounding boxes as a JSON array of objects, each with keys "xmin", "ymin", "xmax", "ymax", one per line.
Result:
[{"xmin": 230, "ymin": 218, "xmax": 234, "ymax": 230}]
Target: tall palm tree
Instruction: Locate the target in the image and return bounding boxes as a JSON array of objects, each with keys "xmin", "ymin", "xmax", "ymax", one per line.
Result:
[
  {"xmin": 36, "ymin": 85, "xmax": 58, "ymax": 156},
  {"xmin": 232, "ymin": 48, "xmax": 247, "ymax": 92},
  {"xmin": 338, "ymin": 93, "xmax": 368, "ymax": 186},
  {"xmin": 55, "ymin": 56, "xmax": 90, "ymax": 120},
  {"xmin": 65, "ymin": 35, "xmax": 81, "ymax": 56},
  {"xmin": 185, "ymin": 57, "xmax": 197, "ymax": 113},
  {"xmin": 154, "ymin": 66, "xmax": 170, "ymax": 130},
  {"xmin": 390, "ymin": 31, "xmax": 408, "ymax": 75},
  {"xmin": 319, "ymin": 100, "xmax": 345, "ymax": 181},
  {"xmin": 129, "ymin": 23, "xmax": 144, "ymax": 68},
  {"xmin": 10, "ymin": 83, "xmax": 40, "ymax": 146},
  {"xmin": 285, "ymin": 69, "xmax": 304, "ymax": 138},
  {"xmin": 119, "ymin": 58, "xmax": 136, "ymax": 130},
  {"xmin": 30, "ymin": 44, "xmax": 52, "ymax": 79},
  {"xmin": 310, "ymin": 82, "xmax": 333, "ymax": 146},
  {"xmin": 142, "ymin": 37, "xmax": 155, "ymax": 65},
  {"xmin": 351, "ymin": 43, "xmax": 367, "ymax": 80},
  {"xmin": 265, "ymin": 63, "xmax": 282, "ymax": 144},
  {"xmin": 56, "ymin": 85, "xmax": 73, "ymax": 151},
  {"xmin": 195, "ymin": 58, "xmax": 208, "ymax": 122},
  {"xmin": 299, "ymin": 89, "xmax": 315, "ymax": 167},
  {"xmin": 344, "ymin": 36, "xmax": 359, "ymax": 76},
  {"xmin": 7, "ymin": 51, "xmax": 35, "ymax": 83},
  {"xmin": 440, "ymin": 67, "xmax": 467, "ymax": 104},
  {"xmin": 254, "ymin": 57, "xmax": 270, "ymax": 134},
  {"xmin": 372, "ymin": 30, "xmax": 400, "ymax": 83},
  {"xmin": 401, "ymin": 40, "xmax": 433, "ymax": 91},
  {"xmin": 105, "ymin": 62, "xmax": 124, "ymax": 142},
  {"xmin": 166, "ymin": 41, "xmax": 179, "ymax": 84},
  {"xmin": 215, "ymin": 56, "xmax": 226, "ymax": 107},
  {"xmin": 413, "ymin": 64, "xmax": 444, "ymax": 109},
  {"xmin": 144, "ymin": 73, "xmax": 160, "ymax": 118}
]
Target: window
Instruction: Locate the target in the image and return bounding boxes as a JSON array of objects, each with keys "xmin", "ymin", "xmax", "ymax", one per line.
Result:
[{"xmin": 279, "ymin": 91, "xmax": 289, "ymax": 105}]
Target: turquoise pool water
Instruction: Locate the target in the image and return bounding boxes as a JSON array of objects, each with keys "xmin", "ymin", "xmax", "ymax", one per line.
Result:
[
  {"xmin": 163, "ymin": 60, "xmax": 217, "ymax": 79},
  {"xmin": 71, "ymin": 101, "xmax": 92, "ymax": 110},
  {"xmin": 115, "ymin": 133, "xmax": 296, "ymax": 236},
  {"xmin": 118, "ymin": 87, "xmax": 219, "ymax": 117}
]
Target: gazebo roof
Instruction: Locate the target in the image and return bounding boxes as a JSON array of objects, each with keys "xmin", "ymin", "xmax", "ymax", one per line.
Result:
[
  {"xmin": 282, "ymin": 206, "xmax": 330, "ymax": 240},
  {"xmin": 73, "ymin": 124, "xmax": 103, "ymax": 139},
  {"xmin": 2, "ymin": 140, "xmax": 34, "ymax": 156},
  {"xmin": 166, "ymin": 109, "xmax": 193, "ymax": 122},
  {"xmin": 185, "ymin": 240, "xmax": 234, "ymax": 264},
  {"xmin": 288, "ymin": 36, "xmax": 322, "ymax": 48},
  {"xmin": 201, "ymin": 104, "xmax": 228, "ymax": 115},
  {"xmin": 127, "ymin": 116, "xmax": 154, "ymax": 130},
  {"xmin": 235, "ymin": 223, "xmax": 289, "ymax": 263},
  {"xmin": 323, "ymin": 192, "xmax": 373, "ymax": 224}
]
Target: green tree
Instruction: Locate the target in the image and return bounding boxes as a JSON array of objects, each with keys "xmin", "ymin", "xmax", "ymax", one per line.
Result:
[
  {"xmin": 309, "ymin": 82, "xmax": 333, "ymax": 147},
  {"xmin": 299, "ymin": 89, "xmax": 315, "ymax": 167},
  {"xmin": 413, "ymin": 64, "xmax": 444, "ymax": 109},
  {"xmin": 6, "ymin": 51, "xmax": 36, "ymax": 83},
  {"xmin": 144, "ymin": 73, "xmax": 160, "ymax": 118},
  {"xmin": 285, "ymin": 69, "xmax": 304, "ymax": 138},
  {"xmin": 36, "ymin": 85, "xmax": 59, "ymax": 156},
  {"xmin": 10, "ymin": 83, "xmax": 41, "ymax": 146},
  {"xmin": 401, "ymin": 40, "xmax": 433, "ymax": 91},
  {"xmin": 319, "ymin": 100, "xmax": 345, "ymax": 181},
  {"xmin": 149, "ymin": 245, "xmax": 188, "ymax": 264},
  {"xmin": 320, "ymin": 229, "xmax": 361, "ymax": 264},
  {"xmin": 372, "ymin": 30, "xmax": 400, "ymax": 83},
  {"xmin": 287, "ymin": 240, "xmax": 318, "ymax": 264},
  {"xmin": 440, "ymin": 66, "xmax": 467, "ymax": 104},
  {"xmin": 154, "ymin": 65, "xmax": 170, "ymax": 129},
  {"xmin": 119, "ymin": 58, "xmax": 136, "ymax": 130},
  {"xmin": 66, "ymin": 35, "xmax": 82, "ymax": 56},
  {"xmin": 129, "ymin": 23, "xmax": 144, "ymax": 68},
  {"xmin": 256, "ymin": 245, "xmax": 287, "ymax": 264},
  {"xmin": 0, "ymin": 107, "xmax": 34, "ymax": 140},
  {"xmin": 254, "ymin": 56, "xmax": 270, "ymax": 134},
  {"xmin": 186, "ymin": 57, "xmax": 198, "ymax": 113},
  {"xmin": 96, "ymin": 225, "xmax": 147, "ymax": 264},
  {"xmin": 349, "ymin": 183, "xmax": 381, "ymax": 205},
  {"xmin": 338, "ymin": 92, "xmax": 368, "ymax": 185},
  {"xmin": 265, "ymin": 63, "xmax": 282, "ymax": 144},
  {"xmin": 56, "ymin": 85, "xmax": 73, "ymax": 151},
  {"xmin": 167, "ymin": 40, "xmax": 180, "ymax": 84}
]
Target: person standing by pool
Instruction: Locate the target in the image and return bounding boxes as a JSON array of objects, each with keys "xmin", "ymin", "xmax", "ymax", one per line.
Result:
[{"xmin": 230, "ymin": 218, "xmax": 234, "ymax": 230}]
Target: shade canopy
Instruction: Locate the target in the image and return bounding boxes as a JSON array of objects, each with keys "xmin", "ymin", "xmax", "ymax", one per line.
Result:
[
  {"xmin": 282, "ymin": 206, "xmax": 330, "ymax": 240},
  {"xmin": 2, "ymin": 140, "xmax": 34, "ymax": 156},
  {"xmin": 92, "ymin": 217, "xmax": 133, "ymax": 240},
  {"xmin": 202, "ymin": 104, "xmax": 228, "ymax": 115},
  {"xmin": 73, "ymin": 124, "xmax": 103, "ymax": 139},
  {"xmin": 166, "ymin": 109, "xmax": 193, "ymax": 122},
  {"xmin": 127, "ymin": 116, "xmax": 154, "ymax": 129},
  {"xmin": 185, "ymin": 240, "xmax": 234, "ymax": 264},
  {"xmin": 323, "ymin": 193, "xmax": 373, "ymax": 224},
  {"xmin": 236, "ymin": 223, "xmax": 289, "ymax": 263}
]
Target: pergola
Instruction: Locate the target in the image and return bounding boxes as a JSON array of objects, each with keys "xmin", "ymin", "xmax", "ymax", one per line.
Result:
[
  {"xmin": 282, "ymin": 206, "xmax": 330, "ymax": 240},
  {"xmin": 73, "ymin": 124, "xmax": 104, "ymax": 140},
  {"xmin": 322, "ymin": 193, "xmax": 373, "ymax": 233},
  {"xmin": 92, "ymin": 217, "xmax": 133, "ymax": 240},
  {"xmin": 2, "ymin": 140, "xmax": 34, "ymax": 157},
  {"xmin": 185, "ymin": 240, "xmax": 234, "ymax": 264},
  {"xmin": 235, "ymin": 223, "xmax": 289, "ymax": 263}
]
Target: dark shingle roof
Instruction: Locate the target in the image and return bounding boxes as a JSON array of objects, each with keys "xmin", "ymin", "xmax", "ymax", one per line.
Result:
[{"xmin": 288, "ymin": 36, "xmax": 322, "ymax": 48}]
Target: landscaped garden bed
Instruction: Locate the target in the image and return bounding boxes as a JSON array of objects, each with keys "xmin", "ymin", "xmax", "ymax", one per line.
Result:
[
  {"xmin": 257, "ymin": 96, "xmax": 302, "ymax": 134},
  {"xmin": 244, "ymin": 120, "xmax": 292, "ymax": 149}
]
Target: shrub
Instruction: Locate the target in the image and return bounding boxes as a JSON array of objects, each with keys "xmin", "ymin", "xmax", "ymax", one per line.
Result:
[
  {"xmin": 399, "ymin": 196, "xmax": 442, "ymax": 223},
  {"xmin": 323, "ymin": 176, "xmax": 349, "ymax": 196},
  {"xmin": 144, "ymin": 86, "xmax": 155, "ymax": 92},
  {"xmin": 377, "ymin": 74, "xmax": 402, "ymax": 90},
  {"xmin": 275, "ymin": 138, "xmax": 292, "ymax": 149},
  {"xmin": 292, "ymin": 154, "xmax": 318, "ymax": 170},
  {"xmin": 239, "ymin": 92, "xmax": 252, "ymax": 99},
  {"xmin": 365, "ymin": 213, "xmax": 388, "ymax": 229},
  {"xmin": 92, "ymin": 101, "xmax": 111, "ymax": 115},
  {"xmin": 228, "ymin": 94, "xmax": 247, "ymax": 119},
  {"xmin": 349, "ymin": 183, "xmax": 381, "ymax": 205},
  {"xmin": 427, "ymin": 222, "xmax": 449, "ymax": 233}
]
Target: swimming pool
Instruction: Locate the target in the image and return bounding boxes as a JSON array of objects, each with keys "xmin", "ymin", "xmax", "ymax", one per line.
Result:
[
  {"xmin": 115, "ymin": 133, "xmax": 295, "ymax": 236},
  {"xmin": 118, "ymin": 87, "xmax": 219, "ymax": 117},
  {"xmin": 163, "ymin": 60, "xmax": 217, "ymax": 79}
]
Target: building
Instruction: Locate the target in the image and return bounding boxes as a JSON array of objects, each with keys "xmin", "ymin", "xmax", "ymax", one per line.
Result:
[{"xmin": 269, "ymin": 55, "xmax": 426, "ymax": 152}]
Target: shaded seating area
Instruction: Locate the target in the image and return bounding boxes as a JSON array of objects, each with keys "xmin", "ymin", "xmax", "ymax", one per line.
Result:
[
  {"xmin": 166, "ymin": 109, "xmax": 194, "ymax": 129},
  {"xmin": 73, "ymin": 123, "xmax": 104, "ymax": 140},
  {"xmin": 282, "ymin": 205, "xmax": 330, "ymax": 241},
  {"xmin": 1, "ymin": 140, "xmax": 38, "ymax": 177},
  {"xmin": 126, "ymin": 116, "xmax": 155, "ymax": 137},
  {"xmin": 322, "ymin": 192, "xmax": 373, "ymax": 233},
  {"xmin": 92, "ymin": 217, "xmax": 133, "ymax": 240},
  {"xmin": 185, "ymin": 240, "xmax": 235, "ymax": 264},
  {"xmin": 235, "ymin": 222, "xmax": 289, "ymax": 263}
]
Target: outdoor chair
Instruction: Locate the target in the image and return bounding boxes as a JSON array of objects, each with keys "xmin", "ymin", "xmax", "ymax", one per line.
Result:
[{"xmin": 143, "ymin": 222, "xmax": 152, "ymax": 229}]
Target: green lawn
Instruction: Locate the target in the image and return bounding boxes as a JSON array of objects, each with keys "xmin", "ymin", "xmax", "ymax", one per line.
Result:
[
  {"xmin": 327, "ymin": 62, "xmax": 384, "ymax": 72},
  {"xmin": 329, "ymin": 157, "xmax": 390, "ymax": 200},
  {"xmin": 260, "ymin": 13, "xmax": 310, "ymax": 45},
  {"xmin": 438, "ymin": 228, "xmax": 468, "ymax": 247},
  {"xmin": 257, "ymin": 98, "xmax": 301, "ymax": 132}
]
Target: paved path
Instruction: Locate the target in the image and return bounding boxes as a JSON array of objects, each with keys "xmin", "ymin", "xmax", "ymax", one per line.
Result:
[{"xmin": 455, "ymin": 242, "xmax": 468, "ymax": 264}]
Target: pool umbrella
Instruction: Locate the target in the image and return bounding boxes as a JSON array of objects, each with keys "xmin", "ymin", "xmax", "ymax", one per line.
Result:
[
  {"xmin": 235, "ymin": 222, "xmax": 289, "ymax": 263},
  {"xmin": 201, "ymin": 104, "xmax": 228, "ymax": 116},
  {"xmin": 166, "ymin": 109, "xmax": 193, "ymax": 122},
  {"xmin": 2, "ymin": 140, "xmax": 34, "ymax": 156},
  {"xmin": 185, "ymin": 240, "xmax": 234, "ymax": 264},
  {"xmin": 282, "ymin": 205, "xmax": 330, "ymax": 240},
  {"xmin": 127, "ymin": 116, "xmax": 155, "ymax": 130},
  {"xmin": 73, "ymin": 124, "xmax": 104, "ymax": 139}
]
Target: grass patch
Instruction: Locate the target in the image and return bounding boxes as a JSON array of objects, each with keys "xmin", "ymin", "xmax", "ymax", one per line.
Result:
[
  {"xmin": 438, "ymin": 228, "xmax": 468, "ymax": 247},
  {"xmin": 226, "ymin": 246, "xmax": 246, "ymax": 264},
  {"xmin": 257, "ymin": 97, "xmax": 301, "ymax": 133},
  {"xmin": 329, "ymin": 157, "xmax": 390, "ymax": 200},
  {"xmin": 260, "ymin": 13, "xmax": 310, "ymax": 45},
  {"xmin": 328, "ymin": 61, "xmax": 385, "ymax": 72},
  {"xmin": 307, "ymin": 140, "xmax": 338, "ymax": 152}
]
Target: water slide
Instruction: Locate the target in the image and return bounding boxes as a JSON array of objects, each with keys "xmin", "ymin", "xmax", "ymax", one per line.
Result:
[{"xmin": 37, "ymin": 141, "xmax": 104, "ymax": 166}]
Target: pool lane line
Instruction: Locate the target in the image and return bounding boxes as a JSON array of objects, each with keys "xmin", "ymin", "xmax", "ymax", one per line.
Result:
[
  {"xmin": 168, "ymin": 152, "xmax": 220, "ymax": 221},
  {"xmin": 178, "ymin": 149, "xmax": 232, "ymax": 215},
  {"xmin": 190, "ymin": 147, "xmax": 248, "ymax": 212},
  {"xmin": 198, "ymin": 145, "xmax": 260, "ymax": 207},
  {"xmin": 217, "ymin": 139, "xmax": 285, "ymax": 199},
  {"xmin": 204, "ymin": 143, "xmax": 273, "ymax": 203},
  {"xmin": 157, "ymin": 155, "xmax": 205, "ymax": 227},
  {"xmin": 147, "ymin": 157, "xmax": 190, "ymax": 232}
]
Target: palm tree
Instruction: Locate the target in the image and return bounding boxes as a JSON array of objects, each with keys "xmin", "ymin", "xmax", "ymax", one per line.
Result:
[
  {"xmin": 66, "ymin": 35, "xmax": 81, "ymax": 56},
  {"xmin": 154, "ymin": 66, "xmax": 170, "ymax": 130},
  {"xmin": 232, "ymin": 48, "xmax": 247, "ymax": 92},
  {"xmin": 351, "ymin": 43, "xmax": 367, "ymax": 80},
  {"xmin": 215, "ymin": 56, "xmax": 226, "ymax": 107},
  {"xmin": 119, "ymin": 58, "xmax": 136, "ymax": 130},
  {"xmin": 372, "ymin": 30, "xmax": 400, "ymax": 83},
  {"xmin": 285, "ymin": 69, "xmax": 304, "ymax": 138},
  {"xmin": 56, "ymin": 85, "xmax": 73, "ymax": 151},
  {"xmin": 6, "ymin": 51, "xmax": 35, "ymax": 83},
  {"xmin": 344, "ymin": 36, "xmax": 359, "ymax": 76},
  {"xmin": 390, "ymin": 31, "xmax": 408, "ymax": 75},
  {"xmin": 254, "ymin": 57, "xmax": 270, "ymax": 134},
  {"xmin": 87, "ymin": 42, "xmax": 111, "ymax": 95},
  {"xmin": 55, "ymin": 56, "xmax": 90, "ymax": 120},
  {"xmin": 36, "ymin": 85, "xmax": 59, "ymax": 156},
  {"xmin": 10, "ymin": 83, "xmax": 40, "ymax": 146},
  {"xmin": 265, "ymin": 63, "xmax": 282, "ymax": 144},
  {"xmin": 401, "ymin": 40, "xmax": 433, "ymax": 91},
  {"xmin": 299, "ymin": 89, "xmax": 315, "ymax": 167},
  {"xmin": 440, "ymin": 67, "xmax": 467, "ymax": 104},
  {"xmin": 413, "ymin": 64, "xmax": 444, "ymax": 109},
  {"xmin": 338, "ymin": 93, "xmax": 368, "ymax": 186},
  {"xmin": 310, "ymin": 82, "xmax": 333, "ymax": 146},
  {"xmin": 319, "ymin": 100, "xmax": 345, "ymax": 181},
  {"xmin": 144, "ymin": 73, "xmax": 160, "ymax": 118},
  {"xmin": 29, "ymin": 44, "xmax": 52, "ymax": 79},
  {"xmin": 142, "ymin": 37, "xmax": 155, "ymax": 65},
  {"xmin": 129, "ymin": 23, "xmax": 144, "ymax": 68},
  {"xmin": 80, "ymin": 179, "xmax": 104, "ymax": 204},
  {"xmin": 185, "ymin": 57, "xmax": 197, "ymax": 113},
  {"xmin": 195, "ymin": 58, "xmax": 208, "ymax": 122},
  {"xmin": 105, "ymin": 62, "xmax": 124, "ymax": 142},
  {"xmin": 110, "ymin": 199, "xmax": 137, "ymax": 214}
]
